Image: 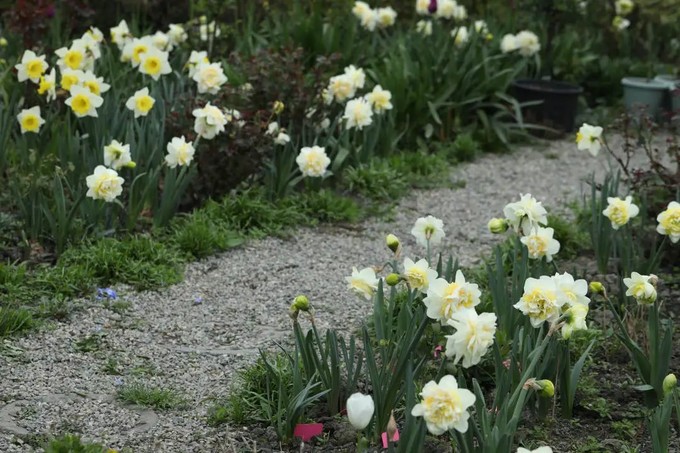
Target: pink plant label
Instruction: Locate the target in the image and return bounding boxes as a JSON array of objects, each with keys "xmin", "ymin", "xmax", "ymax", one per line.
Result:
[
  {"xmin": 381, "ymin": 430, "xmax": 400, "ymax": 448},
  {"xmin": 434, "ymin": 345, "xmax": 443, "ymax": 358},
  {"xmin": 294, "ymin": 423, "xmax": 323, "ymax": 442}
]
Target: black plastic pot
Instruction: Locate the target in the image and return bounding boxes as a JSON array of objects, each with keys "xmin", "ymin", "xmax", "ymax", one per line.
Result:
[{"xmin": 511, "ymin": 79, "xmax": 583, "ymax": 135}]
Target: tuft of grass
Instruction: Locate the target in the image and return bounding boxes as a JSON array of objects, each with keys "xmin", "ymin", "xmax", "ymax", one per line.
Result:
[
  {"xmin": 343, "ymin": 159, "xmax": 408, "ymax": 201},
  {"xmin": 169, "ymin": 213, "xmax": 243, "ymax": 259},
  {"xmin": 116, "ymin": 382, "xmax": 186, "ymax": 410},
  {"xmin": 44, "ymin": 433, "xmax": 108, "ymax": 453},
  {"xmin": 388, "ymin": 151, "xmax": 450, "ymax": 188},
  {"xmin": 74, "ymin": 333, "xmax": 104, "ymax": 353},
  {"xmin": 0, "ymin": 306, "xmax": 35, "ymax": 337},
  {"xmin": 293, "ymin": 189, "xmax": 363, "ymax": 223},
  {"xmin": 59, "ymin": 236, "xmax": 184, "ymax": 291}
]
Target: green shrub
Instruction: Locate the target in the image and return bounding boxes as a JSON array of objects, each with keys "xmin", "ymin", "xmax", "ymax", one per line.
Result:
[
  {"xmin": 44, "ymin": 434, "xmax": 107, "ymax": 453},
  {"xmin": 343, "ymin": 160, "xmax": 408, "ymax": 201}
]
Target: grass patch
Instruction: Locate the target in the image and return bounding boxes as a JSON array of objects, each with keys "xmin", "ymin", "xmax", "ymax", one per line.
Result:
[
  {"xmin": 169, "ymin": 213, "xmax": 244, "ymax": 259},
  {"xmin": 388, "ymin": 151, "xmax": 451, "ymax": 189},
  {"xmin": 343, "ymin": 159, "xmax": 408, "ymax": 201},
  {"xmin": 44, "ymin": 433, "xmax": 108, "ymax": 453},
  {"xmin": 116, "ymin": 382, "xmax": 186, "ymax": 410},
  {"xmin": 0, "ymin": 306, "xmax": 35, "ymax": 337},
  {"xmin": 59, "ymin": 236, "xmax": 184, "ymax": 291},
  {"xmin": 293, "ymin": 189, "xmax": 363, "ymax": 223}
]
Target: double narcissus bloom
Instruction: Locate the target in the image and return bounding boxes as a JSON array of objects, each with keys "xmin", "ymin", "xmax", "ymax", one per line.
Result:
[
  {"xmin": 17, "ymin": 107, "xmax": 45, "ymax": 134},
  {"xmin": 193, "ymin": 62, "xmax": 228, "ymax": 94},
  {"xmin": 576, "ymin": 123, "xmax": 604, "ymax": 156},
  {"xmin": 103, "ymin": 140, "xmax": 134, "ymax": 170},
  {"xmin": 656, "ymin": 201, "xmax": 680, "ymax": 243},
  {"xmin": 515, "ymin": 30, "xmax": 541, "ymax": 57},
  {"xmin": 561, "ymin": 304, "xmax": 588, "ymax": 339},
  {"xmin": 436, "ymin": 0, "xmax": 467, "ymax": 20},
  {"xmin": 623, "ymin": 272, "xmax": 657, "ymax": 305},
  {"xmin": 445, "ymin": 309, "xmax": 497, "ymax": 367},
  {"xmin": 296, "ymin": 146, "xmax": 331, "ymax": 177},
  {"xmin": 274, "ymin": 132, "xmax": 290, "ymax": 146},
  {"xmin": 602, "ymin": 196, "xmax": 639, "ymax": 229},
  {"xmin": 125, "ymin": 87, "xmax": 156, "ymax": 118},
  {"xmin": 15, "ymin": 50, "xmax": 48, "ymax": 83},
  {"xmin": 86, "ymin": 165, "xmax": 124, "ymax": 202},
  {"xmin": 423, "ymin": 270, "xmax": 481, "ymax": 322},
  {"xmin": 411, "ymin": 375, "xmax": 476, "ymax": 435},
  {"xmin": 411, "ymin": 215, "xmax": 445, "ymax": 247},
  {"xmin": 517, "ymin": 446, "xmax": 553, "ymax": 453},
  {"xmin": 65, "ymin": 85, "xmax": 104, "ymax": 118},
  {"xmin": 514, "ymin": 276, "xmax": 565, "ymax": 328},
  {"xmin": 193, "ymin": 102, "xmax": 228, "ymax": 139},
  {"xmin": 613, "ymin": 16, "xmax": 631, "ymax": 31},
  {"xmin": 365, "ymin": 85, "xmax": 393, "ymax": 113},
  {"xmin": 165, "ymin": 136, "xmax": 195, "ymax": 168},
  {"xmin": 327, "ymin": 74, "xmax": 356, "ymax": 103},
  {"xmin": 346, "ymin": 266, "xmax": 380, "ymax": 300},
  {"xmin": 343, "ymin": 97, "xmax": 373, "ymax": 130},
  {"xmin": 352, "ymin": 1, "xmax": 378, "ymax": 31},
  {"xmin": 376, "ymin": 7, "xmax": 397, "ymax": 28},
  {"xmin": 501, "ymin": 31, "xmax": 540, "ymax": 57},
  {"xmin": 168, "ymin": 24, "xmax": 188, "ymax": 47},
  {"xmin": 403, "ymin": 257, "xmax": 438, "ymax": 291},
  {"xmin": 520, "ymin": 226, "xmax": 560, "ymax": 262},
  {"xmin": 503, "ymin": 193, "xmax": 548, "ymax": 234}
]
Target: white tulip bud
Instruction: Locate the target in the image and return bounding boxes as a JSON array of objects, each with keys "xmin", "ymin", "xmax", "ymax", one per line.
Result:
[{"xmin": 346, "ymin": 392, "xmax": 374, "ymax": 430}]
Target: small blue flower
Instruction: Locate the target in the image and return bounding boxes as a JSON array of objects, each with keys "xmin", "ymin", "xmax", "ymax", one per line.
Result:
[
  {"xmin": 97, "ymin": 288, "xmax": 118, "ymax": 300},
  {"xmin": 193, "ymin": 297, "xmax": 203, "ymax": 305},
  {"xmin": 113, "ymin": 377, "xmax": 124, "ymax": 386}
]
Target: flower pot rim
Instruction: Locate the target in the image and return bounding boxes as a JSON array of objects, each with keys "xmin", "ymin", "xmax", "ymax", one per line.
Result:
[
  {"xmin": 511, "ymin": 78, "xmax": 583, "ymax": 95},
  {"xmin": 621, "ymin": 77, "xmax": 669, "ymax": 90}
]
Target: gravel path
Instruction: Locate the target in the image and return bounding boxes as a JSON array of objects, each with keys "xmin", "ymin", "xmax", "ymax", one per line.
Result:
[{"xmin": 0, "ymin": 139, "xmax": 620, "ymax": 452}]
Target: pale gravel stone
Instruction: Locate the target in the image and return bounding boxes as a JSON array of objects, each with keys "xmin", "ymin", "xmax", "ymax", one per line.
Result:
[{"xmin": 0, "ymin": 139, "xmax": 649, "ymax": 451}]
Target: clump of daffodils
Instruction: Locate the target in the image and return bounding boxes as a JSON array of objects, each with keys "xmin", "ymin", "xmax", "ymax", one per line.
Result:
[
  {"xmin": 502, "ymin": 193, "xmax": 548, "ymax": 235},
  {"xmin": 514, "ymin": 272, "xmax": 590, "ymax": 338},
  {"xmin": 322, "ymin": 65, "xmax": 393, "ymax": 131},
  {"xmin": 352, "ymin": 2, "xmax": 397, "ymax": 31},
  {"xmin": 500, "ymin": 30, "xmax": 540, "ymax": 57},
  {"xmin": 411, "ymin": 375, "xmax": 476, "ymax": 435}
]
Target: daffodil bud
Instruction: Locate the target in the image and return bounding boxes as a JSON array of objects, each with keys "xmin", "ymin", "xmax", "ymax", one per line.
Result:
[
  {"xmin": 288, "ymin": 303, "xmax": 299, "ymax": 320},
  {"xmin": 0, "ymin": 38, "xmax": 7, "ymax": 47},
  {"xmin": 199, "ymin": 15, "xmax": 208, "ymax": 24},
  {"xmin": 346, "ymin": 393, "xmax": 374, "ymax": 430},
  {"xmin": 386, "ymin": 411, "xmax": 397, "ymax": 440},
  {"xmin": 487, "ymin": 218, "xmax": 509, "ymax": 234},
  {"xmin": 386, "ymin": 234, "xmax": 400, "ymax": 253},
  {"xmin": 125, "ymin": 161, "xmax": 137, "ymax": 169},
  {"xmin": 663, "ymin": 374, "xmax": 677, "ymax": 396},
  {"xmin": 536, "ymin": 379, "xmax": 555, "ymax": 398},
  {"xmin": 385, "ymin": 273, "xmax": 401, "ymax": 286},
  {"xmin": 292, "ymin": 295, "xmax": 310, "ymax": 312},
  {"xmin": 273, "ymin": 100, "xmax": 285, "ymax": 115},
  {"xmin": 588, "ymin": 281, "xmax": 604, "ymax": 295},
  {"xmin": 379, "ymin": 339, "xmax": 390, "ymax": 347}
]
